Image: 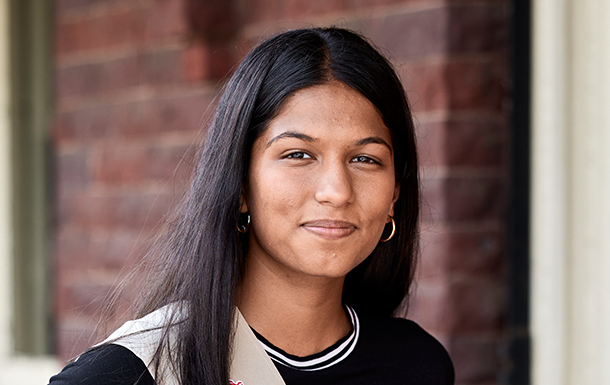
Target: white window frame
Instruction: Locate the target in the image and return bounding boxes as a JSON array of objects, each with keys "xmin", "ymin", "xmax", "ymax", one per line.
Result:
[
  {"xmin": 531, "ymin": 0, "xmax": 610, "ymax": 384},
  {"xmin": 0, "ymin": 0, "xmax": 60, "ymax": 382}
]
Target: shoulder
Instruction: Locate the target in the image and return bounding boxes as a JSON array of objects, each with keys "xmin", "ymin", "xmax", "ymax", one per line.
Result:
[
  {"xmin": 48, "ymin": 344, "xmax": 154, "ymax": 385},
  {"xmin": 357, "ymin": 314, "xmax": 455, "ymax": 384},
  {"xmin": 49, "ymin": 304, "xmax": 183, "ymax": 385},
  {"xmin": 101, "ymin": 303, "xmax": 184, "ymax": 371},
  {"xmin": 366, "ymin": 316, "xmax": 447, "ymax": 351}
]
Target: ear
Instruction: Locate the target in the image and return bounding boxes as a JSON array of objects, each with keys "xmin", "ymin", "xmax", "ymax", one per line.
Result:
[
  {"xmin": 388, "ymin": 183, "xmax": 400, "ymax": 219},
  {"xmin": 240, "ymin": 189, "xmax": 249, "ymax": 213}
]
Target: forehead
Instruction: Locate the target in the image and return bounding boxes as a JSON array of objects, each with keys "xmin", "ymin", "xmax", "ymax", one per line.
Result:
[{"xmin": 261, "ymin": 82, "xmax": 391, "ymax": 143}]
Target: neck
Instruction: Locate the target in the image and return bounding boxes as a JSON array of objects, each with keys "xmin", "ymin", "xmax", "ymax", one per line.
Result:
[{"xmin": 236, "ymin": 257, "xmax": 351, "ymax": 357}]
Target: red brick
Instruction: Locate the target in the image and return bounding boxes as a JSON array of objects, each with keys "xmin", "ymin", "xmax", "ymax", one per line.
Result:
[
  {"xmin": 408, "ymin": 280, "xmax": 452, "ymax": 332},
  {"xmin": 239, "ymin": 0, "xmax": 435, "ymax": 25},
  {"xmin": 346, "ymin": 0, "xmax": 419, "ymax": 7},
  {"xmin": 420, "ymin": 227, "xmax": 504, "ymax": 278},
  {"xmin": 55, "ymin": 56, "xmax": 139, "ymax": 98},
  {"xmin": 54, "ymin": 282, "xmax": 71, "ymax": 321},
  {"xmin": 364, "ymin": 3, "xmax": 509, "ymax": 60},
  {"xmin": 54, "ymin": 92, "xmax": 213, "ymax": 143},
  {"xmin": 402, "ymin": 58, "xmax": 507, "ymax": 113},
  {"xmin": 182, "ymin": 41, "xmax": 207, "ymax": 82},
  {"xmin": 362, "ymin": 8, "xmax": 449, "ymax": 60},
  {"xmin": 206, "ymin": 40, "xmax": 241, "ymax": 80},
  {"xmin": 139, "ymin": 47, "xmax": 185, "ymax": 85},
  {"xmin": 55, "ymin": 228, "xmax": 143, "ymax": 270},
  {"xmin": 56, "ymin": 149, "xmax": 91, "ymax": 187},
  {"xmin": 92, "ymin": 143, "xmax": 193, "ymax": 185},
  {"xmin": 417, "ymin": 119, "xmax": 507, "ymax": 167},
  {"xmin": 56, "ymin": 46, "xmax": 202, "ymax": 98},
  {"xmin": 448, "ymin": 280, "xmax": 505, "ymax": 332},
  {"xmin": 54, "ymin": 104, "xmax": 116, "ymax": 143},
  {"xmin": 56, "ymin": 8, "xmax": 146, "ymax": 55},
  {"xmin": 401, "ymin": 63, "xmax": 447, "ymax": 112},
  {"xmin": 419, "ymin": 175, "xmax": 449, "ymax": 225},
  {"xmin": 239, "ymin": 0, "xmax": 335, "ymax": 24},
  {"xmin": 410, "ymin": 278, "xmax": 504, "ymax": 334},
  {"xmin": 55, "ymin": 321, "xmax": 97, "ymax": 360},
  {"xmin": 144, "ymin": 0, "xmax": 188, "ymax": 43},
  {"xmin": 187, "ymin": 0, "xmax": 237, "ymax": 39},
  {"xmin": 56, "ymin": 0, "xmax": 187, "ymax": 55},
  {"xmin": 58, "ymin": 191, "xmax": 174, "ymax": 231},
  {"xmin": 240, "ymin": 0, "xmax": 439, "ymax": 25},
  {"xmin": 421, "ymin": 176, "xmax": 505, "ymax": 223},
  {"xmin": 55, "ymin": 0, "xmax": 131, "ymax": 12},
  {"xmin": 54, "ymin": 286, "xmax": 140, "ymax": 360},
  {"xmin": 448, "ymin": 335, "xmax": 500, "ymax": 383},
  {"xmin": 98, "ymin": 287, "xmax": 142, "ymax": 335},
  {"xmin": 121, "ymin": 92, "xmax": 214, "ymax": 137},
  {"xmin": 444, "ymin": 59, "xmax": 507, "ymax": 111},
  {"xmin": 444, "ymin": 176, "xmax": 505, "ymax": 221},
  {"xmin": 446, "ymin": 229, "xmax": 504, "ymax": 275},
  {"xmin": 448, "ymin": 4, "xmax": 508, "ymax": 54},
  {"xmin": 418, "ymin": 229, "xmax": 450, "ymax": 279},
  {"xmin": 279, "ymin": 0, "xmax": 347, "ymax": 20},
  {"xmin": 61, "ymin": 280, "xmax": 115, "ymax": 318}
]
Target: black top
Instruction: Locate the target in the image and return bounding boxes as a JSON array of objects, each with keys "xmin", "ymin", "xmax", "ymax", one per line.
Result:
[
  {"xmin": 258, "ymin": 309, "xmax": 454, "ymax": 385},
  {"xmin": 48, "ymin": 311, "xmax": 454, "ymax": 385},
  {"xmin": 48, "ymin": 343, "xmax": 154, "ymax": 385},
  {"xmin": 253, "ymin": 305, "xmax": 362, "ymax": 373}
]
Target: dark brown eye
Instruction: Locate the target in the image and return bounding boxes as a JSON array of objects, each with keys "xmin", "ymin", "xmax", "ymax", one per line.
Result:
[
  {"xmin": 285, "ymin": 152, "xmax": 311, "ymax": 159},
  {"xmin": 352, "ymin": 156, "xmax": 377, "ymax": 164}
]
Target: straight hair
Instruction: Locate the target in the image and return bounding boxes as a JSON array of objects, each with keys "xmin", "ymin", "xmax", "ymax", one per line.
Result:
[{"xmin": 136, "ymin": 27, "xmax": 420, "ymax": 384}]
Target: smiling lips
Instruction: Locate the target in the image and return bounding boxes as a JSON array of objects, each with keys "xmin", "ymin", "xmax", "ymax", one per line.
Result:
[{"xmin": 302, "ymin": 220, "xmax": 357, "ymax": 239}]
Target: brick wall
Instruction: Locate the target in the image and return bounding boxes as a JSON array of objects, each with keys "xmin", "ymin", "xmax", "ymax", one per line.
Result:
[
  {"xmin": 53, "ymin": 1, "xmax": 510, "ymax": 384},
  {"xmin": 53, "ymin": 0, "xmax": 216, "ymax": 358}
]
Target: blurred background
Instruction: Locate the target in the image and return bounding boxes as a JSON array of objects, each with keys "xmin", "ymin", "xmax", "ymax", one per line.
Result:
[{"xmin": 0, "ymin": 0, "xmax": 608, "ymax": 384}]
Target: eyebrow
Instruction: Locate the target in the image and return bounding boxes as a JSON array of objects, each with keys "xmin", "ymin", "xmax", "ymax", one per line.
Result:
[
  {"xmin": 354, "ymin": 137, "xmax": 393, "ymax": 154},
  {"xmin": 266, "ymin": 131, "xmax": 393, "ymax": 154},
  {"xmin": 266, "ymin": 131, "xmax": 315, "ymax": 147}
]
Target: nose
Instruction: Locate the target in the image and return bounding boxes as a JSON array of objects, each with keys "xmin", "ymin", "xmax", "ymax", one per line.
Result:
[{"xmin": 314, "ymin": 160, "xmax": 354, "ymax": 207}]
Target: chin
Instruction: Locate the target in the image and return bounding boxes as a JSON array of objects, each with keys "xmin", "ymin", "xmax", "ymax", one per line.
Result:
[{"xmin": 296, "ymin": 258, "xmax": 364, "ymax": 279}]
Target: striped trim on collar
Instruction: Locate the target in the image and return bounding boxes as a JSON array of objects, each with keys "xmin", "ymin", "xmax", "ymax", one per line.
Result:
[{"xmin": 254, "ymin": 306, "xmax": 360, "ymax": 371}]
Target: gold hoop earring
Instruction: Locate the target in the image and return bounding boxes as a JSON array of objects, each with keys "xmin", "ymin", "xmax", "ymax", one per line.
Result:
[
  {"xmin": 237, "ymin": 213, "xmax": 251, "ymax": 233},
  {"xmin": 380, "ymin": 216, "xmax": 396, "ymax": 242}
]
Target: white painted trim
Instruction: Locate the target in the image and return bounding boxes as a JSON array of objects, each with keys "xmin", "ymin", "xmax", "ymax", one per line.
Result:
[
  {"xmin": 0, "ymin": 0, "xmax": 60, "ymax": 382},
  {"xmin": 567, "ymin": 0, "xmax": 610, "ymax": 383},
  {"xmin": 1, "ymin": 357, "xmax": 62, "ymax": 385},
  {"xmin": 0, "ymin": 0, "xmax": 14, "ymax": 360},
  {"xmin": 531, "ymin": 1, "xmax": 570, "ymax": 383},
  {"xmin": 532, "ymin": 0, "xmax": 610, "ymax": 384}
]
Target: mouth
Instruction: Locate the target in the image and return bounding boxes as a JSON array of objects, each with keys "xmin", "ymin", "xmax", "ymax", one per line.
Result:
[{"xmin": 301, "ymin": 220, "xmax": 357, "ymax": 239}]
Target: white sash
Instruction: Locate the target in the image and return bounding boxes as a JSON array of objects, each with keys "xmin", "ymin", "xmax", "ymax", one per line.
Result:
[
  {"xmin": 230, "ymin": 310, "xmax": 286, "ymax": 385},
  {"xmin": 99, "ymin": 304, "xmax": 286, "ymax": 385}
]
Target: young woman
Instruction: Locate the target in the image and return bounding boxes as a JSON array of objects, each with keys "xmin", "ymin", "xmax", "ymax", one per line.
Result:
[{"xmin": 49, "ymin": 27, "xmax": 454, "ymax": 385}]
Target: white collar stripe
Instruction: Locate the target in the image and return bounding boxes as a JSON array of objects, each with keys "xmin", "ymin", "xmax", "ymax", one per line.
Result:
[
  {"xmin": 256, "ymin": 306, "xmax": 360, "ymax": 371},
  {"xmin": 258, "ymin": 306, "xmax": 357, "ymax": 366}
]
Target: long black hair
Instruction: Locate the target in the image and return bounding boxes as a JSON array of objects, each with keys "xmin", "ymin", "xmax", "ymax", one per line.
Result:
[{"xmin": 137, "ymin": 27, "xmax": 420, "ymax": 385}]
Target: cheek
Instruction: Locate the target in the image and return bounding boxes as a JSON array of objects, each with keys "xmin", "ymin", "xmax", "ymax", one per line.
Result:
[
  {"xmin": 246, "ymin": 169, "xmax": 309, "ymax": 256},
  {"xmin": 247, "ymin": 168, "xmax": 307, "ymax": 221},
  {"xmin": 356, "ymin": 177, "xmax": 396, "ymax": 216}
]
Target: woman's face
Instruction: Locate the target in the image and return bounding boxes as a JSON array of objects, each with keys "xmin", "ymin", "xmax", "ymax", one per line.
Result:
[{"xmin": 242, "ymin": 81, "xmax": 399, "ymax": 281}]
